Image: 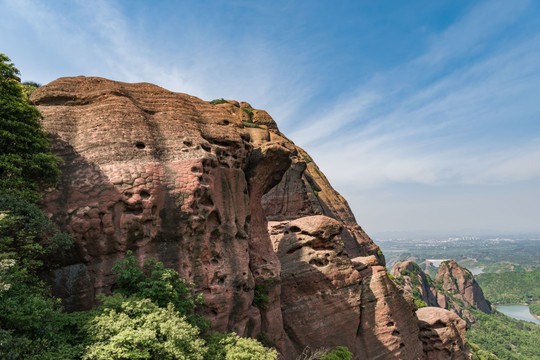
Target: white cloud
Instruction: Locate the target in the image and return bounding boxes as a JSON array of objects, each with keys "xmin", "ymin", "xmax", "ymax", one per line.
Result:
[
  {"xmin": 299, "ymin": 1, "xmax": 540, "ymax": 191},
  {"xmin": 1, "ymin": 0, "xmax": 312, "ymax": 124}
]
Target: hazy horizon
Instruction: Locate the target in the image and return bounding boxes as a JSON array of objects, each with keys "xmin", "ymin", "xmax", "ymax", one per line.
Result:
[{"xmin": 1, "ymin": 0, "xmax": 539, "ymax": 234}]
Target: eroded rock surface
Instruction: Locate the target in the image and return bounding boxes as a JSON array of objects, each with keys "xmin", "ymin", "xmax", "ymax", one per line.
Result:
[
  {"xmin": 417, "ymin": 307, "xmax": 472, "ymax": 360},
  {"xmin": 33, "ymin": 77, "xmax": 286, "ymax": 345},
  {"xmin": 33, "ymin": 76, "xmax": 465, "ymax": 359},
  {"xmin": 269, "ymin": 216, "xmax": 424, "ymax": 359}
]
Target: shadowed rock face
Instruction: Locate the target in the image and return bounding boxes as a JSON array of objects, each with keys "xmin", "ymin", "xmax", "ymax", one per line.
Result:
[{"xmin": 32, "ymin": 76, "xmax": 463, "ymax": 359}]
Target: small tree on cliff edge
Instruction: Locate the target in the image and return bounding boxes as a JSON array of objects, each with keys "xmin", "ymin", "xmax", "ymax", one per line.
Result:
[{"xmin": 0, "ymin": 53, "xmax": 60, "ymax": 202}]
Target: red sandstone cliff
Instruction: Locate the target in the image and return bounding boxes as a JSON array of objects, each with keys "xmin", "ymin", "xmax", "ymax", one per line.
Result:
[
  {"xmin": 31, "ymin": 76, "xmax": 466, "ymax": 359},
  {"xmin": 436, "ymin": 261, "xmax": 492, "ymax": 315}
]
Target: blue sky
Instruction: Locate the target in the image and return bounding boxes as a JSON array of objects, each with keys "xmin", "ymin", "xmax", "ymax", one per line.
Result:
[{"xmin": 1, "ymin": 0, "xmax": 539, "ymax": 235}]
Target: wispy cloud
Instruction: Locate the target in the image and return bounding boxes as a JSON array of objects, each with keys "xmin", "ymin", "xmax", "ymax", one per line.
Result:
[
  {"xmin": 1, "ymin": 0, "xmax": 312, "ymax": 123},
  {"xmin": 299, "ymin": 0, "xmax": 540, "ymax": 190}
]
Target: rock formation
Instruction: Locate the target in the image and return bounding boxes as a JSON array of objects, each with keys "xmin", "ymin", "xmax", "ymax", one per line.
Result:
[
  {"xmin": 436, "ymin": 261, "xmax": 492, "ymax": 315},
  {"xmin": 391, "ymin": 260, "xmax": 492, "ymax": 324},
  {"xmin": 391, "ymin": 260, "xmax": 442, "ymax": 307},
  {"xmin": 32, "ymin": 76, "xmax": 467, "ymax": 359},
  {"xmin": 417, "ymin": 307, "xmax": 472, "ymax": 360}
]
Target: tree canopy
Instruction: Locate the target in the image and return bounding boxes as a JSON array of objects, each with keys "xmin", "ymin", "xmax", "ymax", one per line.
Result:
[{"xmin": 0, "ymin": 53, "xmax": 60, "ymax": 202}]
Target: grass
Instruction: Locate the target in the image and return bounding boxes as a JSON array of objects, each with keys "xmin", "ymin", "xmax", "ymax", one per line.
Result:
[
  {"xmin": 242, "ymin": 121, "xmax": 262, "ymax": 129},
  {"xmin": 209, "ymin": 98, "xmax": 228, "ymax": 105}
]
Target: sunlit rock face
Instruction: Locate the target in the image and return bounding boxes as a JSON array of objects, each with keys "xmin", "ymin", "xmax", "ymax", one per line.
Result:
[
  {"xmin": 391, "ymin": 260, "xmax": 492, "ymax": 325},
  {"xmin": 34, "ymin": 76, "xmax": 463, "ymax": 359},
  {"xmin": 417, "ymin": 307, "xmax": 472, "ymax": 360},
  {"xmin": 33, "ymin": 77, "xmax": 286, "ymax": 346},
  {"xmin": 436, "ymin": 261, "xmax": 492, "ymax": 314}
]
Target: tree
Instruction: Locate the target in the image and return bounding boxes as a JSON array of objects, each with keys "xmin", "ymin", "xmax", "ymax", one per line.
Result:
[
  {"xmin": 83, "ymin": 295, "xmax": 205, "ymax": 360},
  {"xmin": 204, "ymin": 332, "xmax": 278, "ymax": 360},
  {"xmin": 0, "ymin": 53, "xmax": 60, "ymax": 202},
  {"xmin": 112, "ymin": 252, "xmax": 209, "ymax": 331}
]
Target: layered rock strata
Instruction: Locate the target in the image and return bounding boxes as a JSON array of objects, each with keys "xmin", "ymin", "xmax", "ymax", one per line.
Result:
[{"xmin": 32, "ymin": 76, "xmax": 465, "ymax": 359}]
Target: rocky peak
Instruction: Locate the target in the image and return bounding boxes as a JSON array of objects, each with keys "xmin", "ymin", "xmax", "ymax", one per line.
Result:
[
  {"xmin": 391, "ymin": 260, "xmax": 440, "ymax": 307},
  {"xmin": 392, "ymin": 260, "xmax": 492, "ymax": 325},
  {"xmin": 417, "ymin": 307, "xmax": 472, "ymax": 360},
  {"xmin": 436, "ymin": 260, "xmax": 492, "ymax": 314}
]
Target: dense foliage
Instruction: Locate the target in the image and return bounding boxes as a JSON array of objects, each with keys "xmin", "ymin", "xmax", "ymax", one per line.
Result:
[
  {"xmin": 84, "ymin": 295, "xmax": 205, "ymax": 360},
  {"xmin": 0, "ymin": 194, "xmax": 72, "ymax": 270},
  {"xmin": 475, "ymin": 268, "xmax": 540, "ymax": 304},
  {"xmin": 529, "ymin": 302, "xmax": 540, "ymax": 318},
  {"xmin": 111, "ymin": 252, "xmax": 209, "ymax": 331},
  {"xmin": 0, "ymin": 53, "xmax": 60, "ymax": 202},
  {"xmin": 467, "ymin": 309, "xmax": 540, "ymax": 360},
  {"xmin": 467, "ymin": 341, "xmax": 500, "ymax": 360},
  {"xmin": 321, "ymin": 346, "xmax": 353, "ymax": 360}
]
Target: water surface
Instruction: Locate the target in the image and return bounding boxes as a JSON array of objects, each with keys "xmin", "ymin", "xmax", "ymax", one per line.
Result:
[
  {"xmin": 469, "ymin": 266, "xmax": 484, "ymax": 275},
  {"xmin": 496, "ymin": 304, "xmax": 540, "ymax": 325}
]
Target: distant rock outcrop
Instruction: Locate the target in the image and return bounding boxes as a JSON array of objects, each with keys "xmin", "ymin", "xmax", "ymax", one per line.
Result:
[
  {"xmin": 436, "ymin": 260, "xmax": 492, "ymax": 315},
  {"xmin": 391, "ymin": 260, "xmax": 491, "ymax": 324},
  {"xmin": 32, "ymin": 76, "xmax": 466, "ymax": 359}
]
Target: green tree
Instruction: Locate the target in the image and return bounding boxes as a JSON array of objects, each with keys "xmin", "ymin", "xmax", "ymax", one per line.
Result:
[
  {"xmin": 83, "ymin": 295, "xmax": 205, "ymax": 360},
  {"xmin": 0, "ymin": 194, "xmax": 72, "ymax": 271},
  {"xmin": 321, "ymin": 346, "xmax": 353, "ymax": 360},
  {"xmin": 205, "ymin": 332, "xmax": 278, "ymax": 360},
  {"xmin": 112, "ymin": 252, "xmax": 208, "ymax": 331},
  {"xmin": 0, "ymin": 53, "xmax": 60, "ymax": 202}
]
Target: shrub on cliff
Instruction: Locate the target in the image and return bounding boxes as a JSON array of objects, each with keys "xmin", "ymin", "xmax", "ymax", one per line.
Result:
[
  {"xmin": 209, "ymin": 98, "xmax": 228, "ymax": 105},
  {"xmin": 0, "ymin": 53, "xmax": 60, "ymax": 202}
]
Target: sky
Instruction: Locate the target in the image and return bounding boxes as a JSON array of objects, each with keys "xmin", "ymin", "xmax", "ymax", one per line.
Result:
[{"xmin": 1, "ymin": 0, "xmax": 539, "ymax": 236}]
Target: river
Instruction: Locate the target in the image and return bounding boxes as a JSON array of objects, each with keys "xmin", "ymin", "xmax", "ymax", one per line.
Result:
[
  {"xmin": 469, "ymin": 266, "xmax": 484, "ymax": 275},
  {"xmin": 495, "ymin": 304, "xmax": 540, "ymax": 325}
]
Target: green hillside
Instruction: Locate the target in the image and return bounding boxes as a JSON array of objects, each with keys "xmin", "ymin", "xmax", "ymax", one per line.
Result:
[{"xmin": 475, "ymin": 268, "xmax": 540, "ymax": 304}]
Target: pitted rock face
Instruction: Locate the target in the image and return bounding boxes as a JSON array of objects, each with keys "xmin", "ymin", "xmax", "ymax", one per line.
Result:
[
  {"xmin": 34, "ymin": 76, "xmax": 466, "ymax": 360},
  {"xmin": 269, "ymin": 216, "xmax": 424, "ymax": 359},
  {"xmin": 33, "ymin": 77, "xmax": 287, "ymax": 343}
]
